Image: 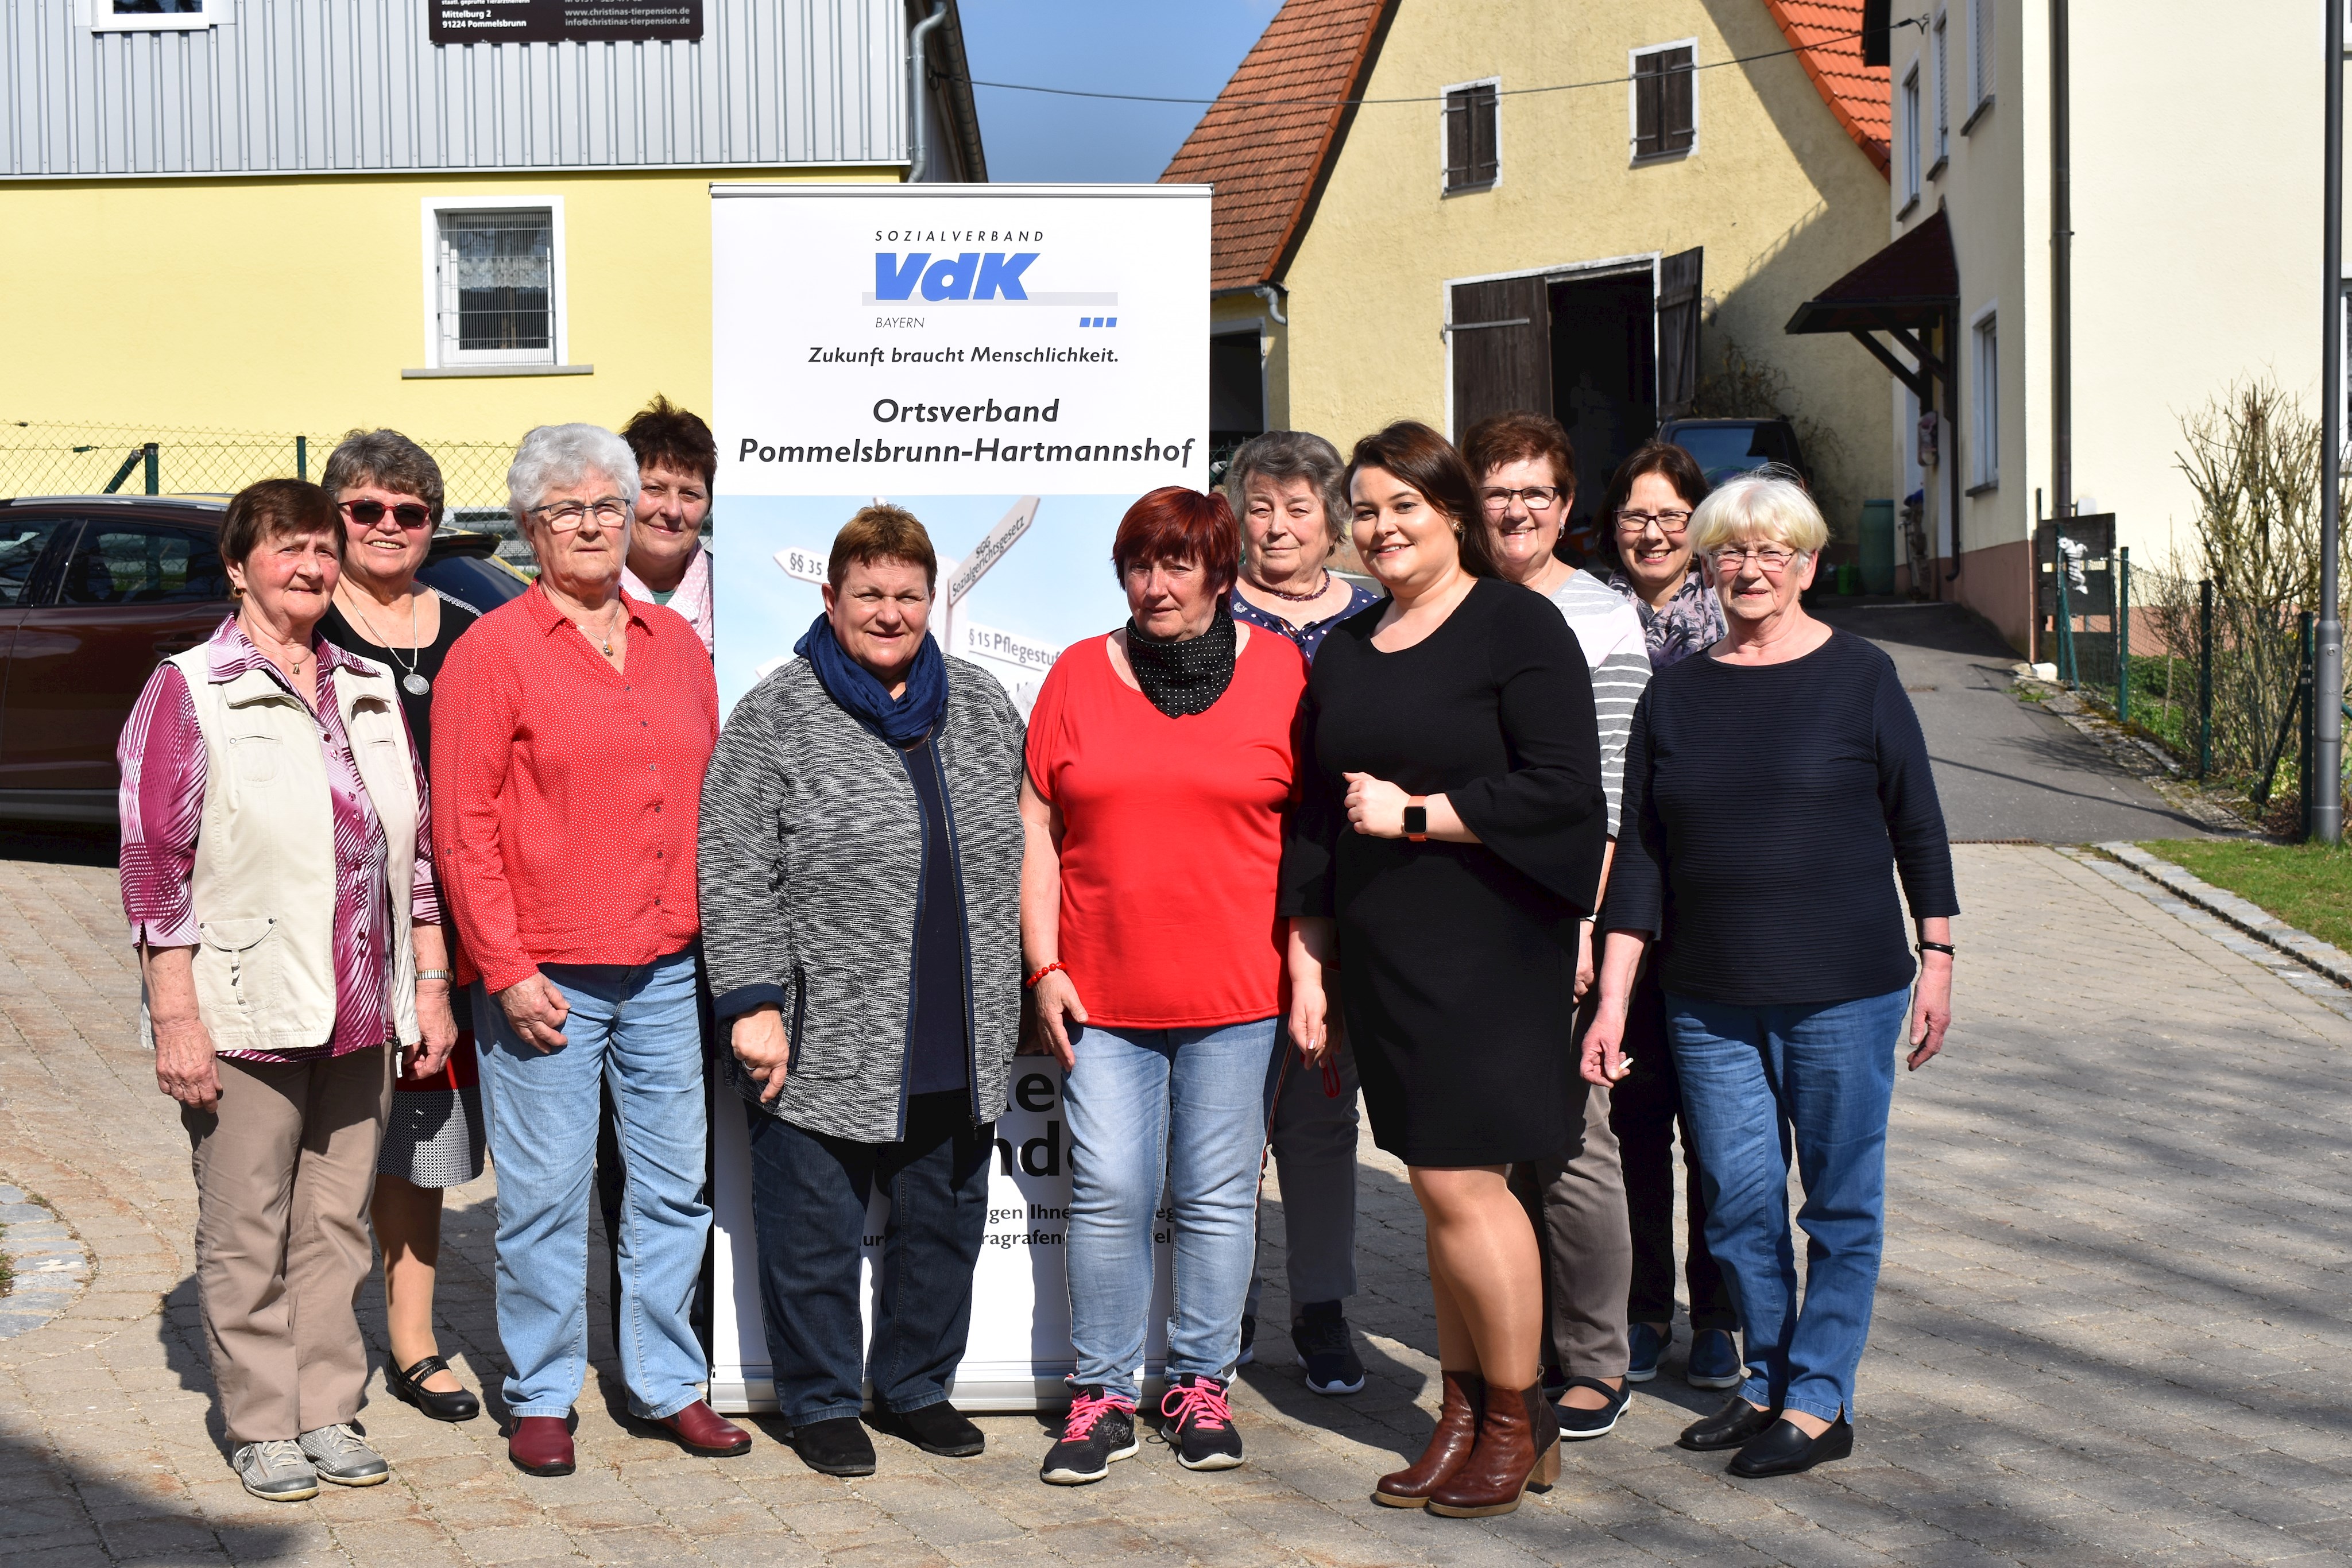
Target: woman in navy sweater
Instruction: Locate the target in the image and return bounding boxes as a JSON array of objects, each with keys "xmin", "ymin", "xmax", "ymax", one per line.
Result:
[{"xmin": 1581, "ymin": 471, "xmax": 1956, "ymax": 1480}]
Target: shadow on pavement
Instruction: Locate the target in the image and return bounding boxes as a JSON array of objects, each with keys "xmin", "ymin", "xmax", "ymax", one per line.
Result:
[
  {"xmin": 0, "ymin": 1426, "xmax": 305, "ymax": 1562},
  {"xmin": 0, "ymin": 821, "xmax": 118, "ymax": 868}
]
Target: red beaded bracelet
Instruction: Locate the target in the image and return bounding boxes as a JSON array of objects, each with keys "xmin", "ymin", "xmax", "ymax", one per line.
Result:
[{"xmin": 1024, "ymin": 960, "xmax": 1067, "ymax": 990}]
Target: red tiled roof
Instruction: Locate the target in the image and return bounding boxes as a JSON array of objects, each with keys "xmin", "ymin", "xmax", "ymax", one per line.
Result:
[
  {"xmin": 1760, "ymin": 0, "xmax": 1892, "ymax": 177},
  {"xmin": 1159, "ymin": 0, "xmax": 1391, "ymax": 291}
]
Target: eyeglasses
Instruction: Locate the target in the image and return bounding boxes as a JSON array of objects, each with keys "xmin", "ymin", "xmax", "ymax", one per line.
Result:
[
  {"xmin": 531, "ymin": 498, "xmax": 630, "ymax": 531},
  {"xmin": 1709, "ymin": 543, "xmax": 1804, "ymax": 573},
  {"xmin": 1615, "ymin": 509, "xmax": 1692, "ymax": 536},
  {"xmin": 341, "ymin": 499, "xmax": 434, "ymax": 531},
  {"xmin": 1479, "ymin": 486, "xmax": 1562, "ymax": 514}
]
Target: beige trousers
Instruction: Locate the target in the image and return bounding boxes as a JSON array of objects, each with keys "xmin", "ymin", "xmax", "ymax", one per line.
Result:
[
  {"xmin": 1511, "ymin": 1086, "xmax": 1634, "ymax": 1380},
  {"xmin": 183, "ymin": 1046, "xmax": 392, "ymax": 1445}
]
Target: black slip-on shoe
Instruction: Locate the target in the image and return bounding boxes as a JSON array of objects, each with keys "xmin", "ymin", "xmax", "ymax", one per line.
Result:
[
  {"xmin": 1677, "ymin": 1395, "xmax": 1781, "ymax": 1452},
  {"xmin": 1728, "ymin": 1416, "xmax": 1853, "ymax": 1478},
  {"xmin": 790, "ymin": 1415, "xmax": 877, "ymax": 1477},
  {"xmin": 873, "ymin": 1401, "xmax": 985, "ymax": 1458},
  {"xmin": 1554, "ymin": 1376, "xmax": 1630, "ymax": 1441},
  {"xmin": 388, "ymin": 1354, "xmax": 480, "ymax": 1423}
]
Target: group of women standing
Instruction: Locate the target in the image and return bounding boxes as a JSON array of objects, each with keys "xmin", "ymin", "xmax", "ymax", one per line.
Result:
[{"xmin": 120, "ymin": 394, "xmax": 1956, "ymax": 1514}]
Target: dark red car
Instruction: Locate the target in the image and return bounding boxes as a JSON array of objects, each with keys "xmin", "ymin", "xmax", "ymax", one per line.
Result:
[{"xmin": 0, "ymin": 495, "xmax": 527, "ymax": 825}]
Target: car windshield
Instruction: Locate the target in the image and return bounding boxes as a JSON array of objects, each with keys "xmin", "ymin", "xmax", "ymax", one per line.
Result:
[
  {"xmin": 1669, "ymin": 425, "xmax": 1780, "ymax": 484},
  {"xmin": 417, "ymin": 550, "xmax": 530, "ymax": 615}
]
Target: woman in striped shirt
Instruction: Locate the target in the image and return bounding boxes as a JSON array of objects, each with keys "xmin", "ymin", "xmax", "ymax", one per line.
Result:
[{"xmin": 1463, "ymin": 412, "xmax": 1650, "ymax": 1445}]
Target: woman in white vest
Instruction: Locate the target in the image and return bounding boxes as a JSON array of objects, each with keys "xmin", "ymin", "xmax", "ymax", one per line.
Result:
[{"xmin": 117, "ymin": 479, "xmax": 455, "ymax": 1504}]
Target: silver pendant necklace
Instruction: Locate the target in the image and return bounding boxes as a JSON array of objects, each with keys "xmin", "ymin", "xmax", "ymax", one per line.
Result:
[{"xmin": 343, "ymin": 586, "xmax": 430, "ymax": 696}]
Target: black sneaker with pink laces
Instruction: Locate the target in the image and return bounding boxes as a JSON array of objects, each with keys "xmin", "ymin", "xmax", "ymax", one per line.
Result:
[
  {"xmin": 1039, "ymin": 1385, "xmax": 1138, "ymax": 1485},
  {"xmin": 1159, "ymin": 1373, "xmax": 1245, "ymax": 1470}
]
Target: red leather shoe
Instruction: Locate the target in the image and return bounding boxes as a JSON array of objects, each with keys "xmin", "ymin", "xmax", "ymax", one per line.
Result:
[
  {"xmin": 648, "ymin": 1400, "xmax": 752, "ymax": 1457},
  {"xmin": 508, "ymin": 1415, "xmax": 575, "ymax": 1476}
]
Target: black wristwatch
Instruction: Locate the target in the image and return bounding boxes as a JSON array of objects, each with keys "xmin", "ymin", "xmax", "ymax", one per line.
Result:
[{"xmin": 1403, "ymin": 799, "xmax": 1428, "ymax": 842}]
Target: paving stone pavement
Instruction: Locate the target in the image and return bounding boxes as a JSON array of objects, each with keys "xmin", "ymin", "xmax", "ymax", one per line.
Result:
[{"xmin": 5, "ymin": 843, "xmax": 2352, "ymax": 1566}]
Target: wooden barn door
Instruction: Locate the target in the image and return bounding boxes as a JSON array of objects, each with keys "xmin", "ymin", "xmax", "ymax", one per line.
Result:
[{"xmin": 1448, "ymin": 275, "xmax": 1552, "ymax": 438}]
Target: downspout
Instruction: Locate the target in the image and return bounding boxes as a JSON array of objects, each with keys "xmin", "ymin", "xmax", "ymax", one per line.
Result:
[
  {"xmin": 908, "ymin": 0, "xmax": 949, "ymax": 183},
  {"xmin": 2051, "ymin": 0, "xmax": 2073, "ymax": 580},
  {"xmin": 1254, "ymin": 282, "xmax": 1289, "ymax": 326}
]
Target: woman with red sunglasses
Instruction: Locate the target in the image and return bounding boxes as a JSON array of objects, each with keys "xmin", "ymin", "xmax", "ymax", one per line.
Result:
[{"xmin": 316, "ymin": 429, "xmax": 488, "ymax": 1427}]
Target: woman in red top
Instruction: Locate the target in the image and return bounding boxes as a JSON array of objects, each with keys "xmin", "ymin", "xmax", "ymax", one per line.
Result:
[{"xmin": 1023, "ymin": 487, "xmax": 1310, "ymax": 1486}]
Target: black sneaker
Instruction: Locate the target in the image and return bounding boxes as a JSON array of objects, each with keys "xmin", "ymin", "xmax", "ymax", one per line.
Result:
[
  {"xmin": 1159, "ymin": 1373, "xmax": 1244, "ymax": 1470},
  {"xmin": 1238, "ymin": 1314, "xmax": 1256, "ymax": 1366},
  {"xmin": 1290, "ymin": 1302, "xmax": 1365, "ymax": 1396},
  {"xmin": 1039, "ymin": 1386, "xmax": 1138, "ymax": 1485}
]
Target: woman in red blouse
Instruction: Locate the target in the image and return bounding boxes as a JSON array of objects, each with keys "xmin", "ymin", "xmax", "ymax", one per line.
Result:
[
  {"xmin": 431, "ymin": 423, "xmax": 744, "ymax": 1478},
  {"xmin": 1023, "ymin": 487, "xmax": 1312, "ymax": 1486}
]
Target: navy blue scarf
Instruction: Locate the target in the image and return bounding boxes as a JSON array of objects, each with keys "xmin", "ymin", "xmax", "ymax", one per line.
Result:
[{"xmin": 795, "ymin": 614, "xmax": 949, "ymax": 747}]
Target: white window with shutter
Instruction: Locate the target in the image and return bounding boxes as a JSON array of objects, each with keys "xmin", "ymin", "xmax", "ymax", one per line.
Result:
[
  {"xmin": 1630, "ymin": 41, "xmax": 1698, "ymax": 161},
  {"xmin": 1900, "ymin": 67, "xmax": 1921, "ymax": 204},
  {"xmin": 418, "ymin": 198, "xmax": 568, "ymax": 371},
  {"xmin": 1968, "ymin": 0, "xmax": 1995, "ymax": 117},
  {"xmin": 1932, "ymin": 10, "xmax": 1949, "ymax": 167},
  {"xmin": 1441, "ymin": 79, "xmax": 1500, "ymax": 193}
]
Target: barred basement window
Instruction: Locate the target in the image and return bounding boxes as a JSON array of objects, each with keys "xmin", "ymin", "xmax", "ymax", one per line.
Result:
[
  {"xmin": 436, "ymin": 207, "xmax": 557, "ymax": 367},
  {"xmin": 1443, "ymin": 80, "xmax": 1499, "ymax": 193},
  {"xmin": 1632, "ymin": 42, "xmax": 1696, "ymax": 160}
]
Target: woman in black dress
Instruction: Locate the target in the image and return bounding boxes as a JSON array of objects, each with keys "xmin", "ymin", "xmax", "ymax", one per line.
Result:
[
  {"xmin": 314, "ymin": 429, "xmax": 485, "ymax": 1424},
  {"xmin": 1281, "ymin": 422, "xmax": 1608, "ymax": 1518}
]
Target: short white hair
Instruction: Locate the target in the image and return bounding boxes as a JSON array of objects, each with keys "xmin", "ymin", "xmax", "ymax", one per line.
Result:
[
  {"xmin": 1689, "ymin": 468, "xmax": 1828, "ymax": 559},
  {"xmin": 506, "ymin": 423, "xmax": 640, "ymax": 528}
]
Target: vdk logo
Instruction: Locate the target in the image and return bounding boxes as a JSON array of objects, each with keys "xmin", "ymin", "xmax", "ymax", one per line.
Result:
[{"xmin": 875, "ymin": 251, "xmax": 1038, "ymax": 302}]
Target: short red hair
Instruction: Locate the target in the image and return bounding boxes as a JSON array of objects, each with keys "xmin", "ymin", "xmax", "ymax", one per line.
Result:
[{"xmin": 1111, "ymin": 486, "xmax": 1240, "ymax": 593}]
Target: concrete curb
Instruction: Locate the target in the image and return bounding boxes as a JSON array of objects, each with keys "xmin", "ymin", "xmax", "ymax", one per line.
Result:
[{"xmin": 2095, "ymin": 842, "xmax": 2352, "ymax": 991}]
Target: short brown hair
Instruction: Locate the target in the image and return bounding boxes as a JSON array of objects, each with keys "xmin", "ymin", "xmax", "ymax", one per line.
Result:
[
  {"xmin": 321, "ymin": 428, "xmax": 445, "ymax": 517},
  {"xmin": 829, "ymin": 504, "xmax": 937, "ymax": 591},
  {"xmin": 1598, "ymin": 441, "xmax": 1711, "ymax": 570},
  {"xmin": 1461, "ymin": 411, "xmax": 1577, "ymax": 497},
  {"xmin": 1112, "ymin": 486, "xmax": 1241, "ymax": 593},
  {"xmin": 220, "ymin": 478, "xmax": 341, "ymax": 585},
  {"xmin": 621, "ymin": 394, "xmax": 718, "ymax": 488},
  {"xmin": 1344, "ymin": 421, "xmax": 1499, "ymax": 578}
]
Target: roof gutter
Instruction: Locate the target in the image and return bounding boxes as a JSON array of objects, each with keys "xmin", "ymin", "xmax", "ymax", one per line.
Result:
[
  {"xmin": 1212, "ymin": 281, "xmax": 1289, "ymax": 326},
  {"xmin": 908, "ymin": 0, "xmax": 950, "ymax": 183}
]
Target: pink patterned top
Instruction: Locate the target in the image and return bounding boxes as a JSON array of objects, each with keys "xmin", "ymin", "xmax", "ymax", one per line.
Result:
[{"xmin": 118, "ymin": 616, "xmax": 440, "ymax": 1063}]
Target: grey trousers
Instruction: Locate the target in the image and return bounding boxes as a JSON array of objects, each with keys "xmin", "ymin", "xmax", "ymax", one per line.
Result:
[
  {"xmin": 1512, "ymin": 1086, "xmax": 1634, "ymax": 1380},
  {"xmin": 1245, "ymin": 1038, "xmax": 1361, "ymax": 1317}
]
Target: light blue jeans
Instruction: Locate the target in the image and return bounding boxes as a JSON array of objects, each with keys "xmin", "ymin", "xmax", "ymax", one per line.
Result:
[
  {"xmin": 1666, "ymin": 986, "xmax": 1910, "ymax": 1424},
  {"xmin": 478, "ymin": 947, "xmax": 710, "ymax": 1420},
  {"xmin": 1063, "ymin": 1017, "xmax": 1279, "ymax": 1403}
]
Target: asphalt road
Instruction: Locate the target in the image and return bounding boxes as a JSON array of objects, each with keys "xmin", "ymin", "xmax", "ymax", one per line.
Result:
[{"xmin": 1813, "ymin": 597, "xmax": 2210, "ymax": 843}]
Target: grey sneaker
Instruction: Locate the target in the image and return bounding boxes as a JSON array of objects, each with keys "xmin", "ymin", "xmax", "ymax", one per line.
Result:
[
  {"xmin": 297, "ymin": 1423, "xmax": 390, "ymax": 1486},
  {"xmin": 232, "ymin": 1440, "xmax": 319, "ymax": 1502}
]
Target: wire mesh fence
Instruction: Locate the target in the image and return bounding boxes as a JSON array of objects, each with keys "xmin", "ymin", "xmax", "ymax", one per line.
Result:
[{"xmin": 0, "ymin": 419, "xmax": 520, "ymax": 512}]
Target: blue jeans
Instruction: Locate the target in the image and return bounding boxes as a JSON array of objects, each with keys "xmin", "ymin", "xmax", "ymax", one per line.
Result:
[
  {"xmin": 744, "ymin": 1091, "xmax": 993, "ymax": 1426},
  {"xmin": 478, "ymin": 947, "xmax": 710, "ymax": 1420},
  {"xmin": 1666, "ymin": 988, "xmax": 1909, "ymax": 1424},
  {"xmin": 1063, "ymin": 1017, "xmax": 1278, "ymax": 1403}
]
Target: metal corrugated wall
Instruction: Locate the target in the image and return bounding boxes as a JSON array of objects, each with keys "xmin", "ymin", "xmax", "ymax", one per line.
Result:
[{"xmin": 1, "ymin": 0, "xmax": 906, "ymax": 177}]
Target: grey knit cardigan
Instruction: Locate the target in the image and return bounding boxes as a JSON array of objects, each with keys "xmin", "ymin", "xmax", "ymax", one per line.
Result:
[{"xmin": 697, "ymin": 654, "xmax": 1027, "ymax": 1143}]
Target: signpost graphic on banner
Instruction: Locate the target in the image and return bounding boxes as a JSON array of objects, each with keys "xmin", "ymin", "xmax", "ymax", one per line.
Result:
[{"xmin": 708, "ymin": 183, "xmax": 1209, "ymax": 1413}]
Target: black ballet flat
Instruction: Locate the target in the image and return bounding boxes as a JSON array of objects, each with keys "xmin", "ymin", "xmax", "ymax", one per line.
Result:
[
  {"xmin": 1677, "ymin": 1395, "xmax": 1780, "ymax": 1451},
  {"xmin": 1728, "ymin": 1415, "xmax": 1852, "ymax": 1477},
  {"xmin": 388, "ymin": 1354, "xmax": 481, "ymax": 1423}
]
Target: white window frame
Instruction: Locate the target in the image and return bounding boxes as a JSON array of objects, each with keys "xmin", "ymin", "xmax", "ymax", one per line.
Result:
[
  {"xmin": 1899, "ymin": 66, "xmax": 1921, "ymax": 208},
  {"xmin": 1439, "ymin": 76, "xmax": 1503, "ymax": 196},
  {"xmin": 418, "ymin": 196, "xmax": 568, "ymax": 373},
  {"xmin": 1628, "ymin": 38, "xmax": 1700, "ymax": 164},
  {"xmin": 80, "ymin": 0, "xmax": 216, "ymax": 31},
  {"xmin": 1931, "ymin": 10, "xmax": 1950, "ymax": 169},
  {"xmin": 1969, "ymin": 303, "xmax": 1999, "ymax": 491},
  {"xmin": 1966, "ymin": 0, "xmax": 1995, "ymax": 124}
]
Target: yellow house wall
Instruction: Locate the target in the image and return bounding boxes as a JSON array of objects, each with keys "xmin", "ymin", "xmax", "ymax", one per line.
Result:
[
  {"xmin": 1278, "ymin": 0, "xmax": 1894, "ymax": 531},
  {"xmin": 0, "ymin": 165, "xmax": 898, "ymax": 460}
]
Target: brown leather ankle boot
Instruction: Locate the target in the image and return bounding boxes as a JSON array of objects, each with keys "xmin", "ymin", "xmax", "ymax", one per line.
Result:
[
  {"xmin": 1373, "ymin": 1369, "xmax": 1485, "ymax": 1508},
  {"xmin": 1425, "ymin": 1383, "xmax": 1561, "ymax": 1517}
]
